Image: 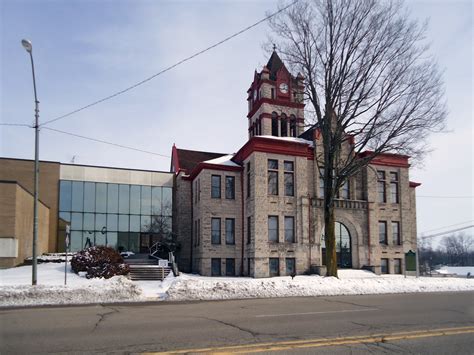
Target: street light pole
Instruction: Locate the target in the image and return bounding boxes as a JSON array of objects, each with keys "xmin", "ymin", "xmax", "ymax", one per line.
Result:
[{"xmin": 22, "ymin": 39, "xmax": 40, "ymax": 286}]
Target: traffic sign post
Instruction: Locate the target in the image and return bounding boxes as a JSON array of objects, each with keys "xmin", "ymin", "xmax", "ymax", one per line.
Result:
[{"xmin": 65, "ymin": 225, "xmax": 70, "ymax": 285}]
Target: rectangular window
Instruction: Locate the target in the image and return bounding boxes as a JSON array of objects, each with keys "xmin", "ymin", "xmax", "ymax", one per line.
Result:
[
  {"xmin": 268, "ymin": 159, "xmax": 279, "ymax": 195},
  {"xmin": 225, "ymin": 218, "xmax": 235, "ymax": 245},
  {"xmin": 247, "ymin": 162, "xmax": 251, "ymax": 198},
  {"xmin": 319, "ymin": 167, "xmax": 325, "ymax": 198},
  {"xmin": 390, "ymin": 172, "xmax": 399, "ymax": 203},
  {"xmin": 269, "ymin": 258, "xmax": 280, "ymax": 277},
  {"xmin": 211, "ymin": 218, "xmax": 221, "ymax": 244},
  {"xmin": 119, "ymin": 184, "xmax": 130, "ymax": 214},
  {"xmin": 211, "ymin": 175, "xmax": 221, "ymax": 198},
  {"xmin": 225, "ymin": 176, "xmax": 235, "ymax": 199},
  {"xmin": 284, "ymin": 216, "xmax": 295, "ymax": 243},
  {"xmin": 268, "ymin": 216, "xmax": 279, "ymax": 242},
  {"xmin": 284, "ymin": 161, "xmax": 294, "ymax": 196},
  {"xmin": 392, "ymin": 221, "xmax": 400, "ymax": 245},
  {"xmin": 247, "ymin": 216, "xmax": 251, "ymax": 244},
  {"xmin": 381, "ymin": 258, "xmax": 389, "ymax": 274},
  {"xmin": 286, "ymin": 258, "xmax": 296, "ymax": 275},
  {"xmin": 226, "ymin": 258, "xmax": 235, "ymax": 276},
  {"xmin": 394, "ymin": 258, "xmax": 402, "ymax": 274},
  {"xmin": 377, "ymin": 171, "xmax": 386, "ymax": 203},
  {"xmin": 140, "ymin": 186, "xmax": 151, "ymax": 215},
  {"xmin": 211, "ymin": 258, "xmax": 221, "ymax": 276},
  {"xmin": 271, "ymin": 88, "xmax": 275, "ymax": 99},
  {"xmin": 341, "ymin": 180, "xmax": 350, "ymax": 199},
  {"xmin": 107, "ymin": 184, "xmax": 119, "ymax": 214},
  {"xmin": 129, "ymin": 185, "xmax": 141, "ymax": 214},
  {"xmin": 151, "ymin": 187, "xmax": 162, "ymax": 215},
  {"xmin": 379, "ymin": 221, "xmax": 387, "ymax": 245},
  {"xmin": 272, "ymin": 117, "xmax": 278, "ymax": 136}
]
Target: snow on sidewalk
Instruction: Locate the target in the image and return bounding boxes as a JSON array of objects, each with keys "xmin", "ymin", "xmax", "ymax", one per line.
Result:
[{"xmin": 1, "ymin": 264, "xmax": 473, "ymax": 307}]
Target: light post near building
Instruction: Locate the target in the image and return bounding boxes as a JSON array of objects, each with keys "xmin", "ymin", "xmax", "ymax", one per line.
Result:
[{"xmin": 21, "ymin": 38, "xmax": 40, "ymax": 285}]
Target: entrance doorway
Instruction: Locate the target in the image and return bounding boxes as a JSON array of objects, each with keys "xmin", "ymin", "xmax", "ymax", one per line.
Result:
[
  {"xmin": 321, "ymin": 222, "xmax": 352, "ymax": 268},
  {"xmin": 139, "ymin": 233, "xmax": 160, "ymax": 253}
]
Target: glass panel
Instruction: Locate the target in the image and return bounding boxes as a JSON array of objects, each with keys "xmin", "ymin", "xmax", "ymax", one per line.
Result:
[
  {"xmin": 71, "ymin": 212, "xmax": 83, "ymax": 230},
  {"xmin": 225, "ymin": 177, "xmax": 235, "ymax": 199},
  {"xmin": 107, "ymin": 214, "xmax": 118, "ymax": 231},
  {"xmin": 163, "ymin": 216, "xmax": 172, "ymax": 235},
  {"xmin": 117, "ymin": 232, "xmax": 129, "ymax": 252},
  {"xmin": 211, "ymin": 218, "xmax": 221, "ymax": 244},
  {"xmin": 140, "ymin": 215, "xmax": 151, "ymax": 232},
  {"xmin": 107, "ymin": 184, "xmax": 119, "ymax": 213},
  {"xmin": 211, "ymin": 176, "xmax": 221, "ymax": 198},
  {"xmin": 130, "ymin": 185, "xmax": 141, "ymax": 214},
  {"xmin": 59, "ymin": 180, "xmax": 72, "ymax": 211},
  {"xmin": 140, "ymin": 186, "xmax": 152, "ymax": 215},
  {"xmin": 95, "ymin": 231, "xmax": 106, "ymax": 246},
  {"xmin": 268, "ymin": 159, "xmax": 278, "ymax": 170},
  {"xmin": 286, "ymin": 258, "xmax": 295, "ymax": 275},
  {"xmin": 83, "ymin": 231, "xmax": 94, "ymax": 248},
  {"xmin": 284, "ymin": 217, "xmax": 294, "ymax": 243},
  {"xmin": 83, "ymin": 182, "xmax": 95, "ymax": 212},
  {"xmin": 129, "ymin": 232, "xmax": 140, "ymax": 253},
  {"xmin": 95, "ymin": 213, "xmax": 107, "ymax": 232},
  {"xmin": 71, "ymin": 181, "xmax": 84, "ymax": 212},
  {"xmin": 118, "ymin": 214, "xmax": 129, "ymax": 232},
  {"xmin": 226, "ymin": 219, "xmax": 235, "ymax": 244},
  {"xmin": 58, "ymin": 212, "xmax": 71, "ymax": 226},
  {"xmin": 95, "ymin": 183, "xmax": 107, "ymax": 213},
  {"xmin": 211, "ymin": 258, "xmax": 221, "ymax": 276},
  {"xmin": 107, "ymin": 232, "xmax": 118, "ymax": 249},
  {"xmin": 152, "ymin": 187, "xmax": 162, "ymax": 215},
  {"xmin": 130, "ymin": 215, "xmax": 140, "ymax": 232},
  {"xmin": 268, "ymin": 216, "xmax": 278, "ymax": 242},
  {"xmin": 284, "ymin": 172, "xmax": 294, "ymax": 196},
  {"xmin": 118, "ymin": 184, "xmax": 130, "ymax": 214},
  {"xmin": 83, "ymin": 213, "xmax": 94, "ymax": 231},
  {"xmin": 269, "ymin": 258, "xmax": 279, "ymax": 276},
  {"xmin": 226, "ymin": 259, "xmax": 235, "ymax": 276},
  {"xmin": 162, "ymin": 187, "xmax": 172, "ymax": 216},
  {"xmin": 70, "ymin": 231, "xmax": 83, "ymax": 252},
  {"xmin": 268, "ymin": 171, "xmax": 278, "ymax": 195}
]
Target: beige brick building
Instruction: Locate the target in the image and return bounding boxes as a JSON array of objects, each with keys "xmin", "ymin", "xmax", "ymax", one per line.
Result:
[{"xmin": 172, "ymin": 51, "xmax": 420, "ymax": 277}]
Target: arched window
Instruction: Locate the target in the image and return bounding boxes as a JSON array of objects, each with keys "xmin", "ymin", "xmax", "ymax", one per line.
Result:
[
  {"xmin": 290, "ymin": 115, "xmax": 297, "ymax": 137},
  {"xmin": 271, "ymin": 112, "xmax": 278, "ymax": 136},
  {"xmin": 321, "ymin": 222, "xmax": 352, "ymax": 268},
  {"xmin": 280, "ymin": 114, "xmax": 288, "ymax": 137}
]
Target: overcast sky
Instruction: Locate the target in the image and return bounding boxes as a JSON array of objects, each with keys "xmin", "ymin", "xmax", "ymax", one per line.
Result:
[{"xmin": 1, "ymin": 0, "xmax": 472, "ymax": 242}]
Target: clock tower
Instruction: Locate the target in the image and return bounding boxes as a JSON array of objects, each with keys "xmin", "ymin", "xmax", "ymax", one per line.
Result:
[{"xmin": 246, "ymin": 49, "xmax": 305, "ymax": 140}]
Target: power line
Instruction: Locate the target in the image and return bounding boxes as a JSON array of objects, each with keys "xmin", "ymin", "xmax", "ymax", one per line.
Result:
[
  {"xmin": 39, "ymin": 0, "xmax": 299, "ymax": 127},
  {"xmin": 0, "ymin": 123, "xmax": 31, "ymax": 127},
  {"xmin": 420, "ymin": 225, "xmax": 474, "ymax": 239},
  {"xmin": 421, "ymin": 220, "xmax": 474, "ymax": 234},
  {"xmin": 417, "ymin": 195, "xmax": 474, "ymax": 199},
  {"xmin": 42, "ymin": 127, "xmax": 170, "ymax": 158}
]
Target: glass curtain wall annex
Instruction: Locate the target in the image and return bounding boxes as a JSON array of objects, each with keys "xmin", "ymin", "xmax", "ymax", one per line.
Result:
[{"xmin": 58, "ymin": 180, "xmax": 172, "ymax": 252}]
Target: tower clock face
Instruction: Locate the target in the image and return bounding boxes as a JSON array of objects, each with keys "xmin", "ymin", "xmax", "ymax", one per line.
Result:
[{"xmin": 279, "ymin": 83, "xmax": 289, "ymax": 94}]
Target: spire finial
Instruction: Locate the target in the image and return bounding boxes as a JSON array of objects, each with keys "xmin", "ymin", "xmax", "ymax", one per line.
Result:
[{"xmin": 273, "ymin": 43, "xmax": 277, "ymax": 51}]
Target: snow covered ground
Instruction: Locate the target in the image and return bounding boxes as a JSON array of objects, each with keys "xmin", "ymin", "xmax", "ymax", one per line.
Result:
[
  {"xmin": 433, "ymin": 266, "xmax": 474, "ymax": 276},
  {"xmin": 1, "ymin": 264, "xmax": 473, "ymax": 307}
]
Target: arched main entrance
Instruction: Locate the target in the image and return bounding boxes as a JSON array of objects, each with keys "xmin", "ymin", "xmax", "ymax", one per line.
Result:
[{"xmin": 321, "ymin": 222, "xmax": 352, "ymax": 268}]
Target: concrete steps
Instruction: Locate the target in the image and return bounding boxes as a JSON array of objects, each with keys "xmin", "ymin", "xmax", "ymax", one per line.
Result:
[{"xmin": 124, "ymin": 257, "xmax": 170, "ymax": 280}]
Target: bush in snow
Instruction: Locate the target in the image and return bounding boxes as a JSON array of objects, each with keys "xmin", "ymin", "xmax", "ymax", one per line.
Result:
[{"xmin": 71, "ymin": 246, "xmax": 130, "ymax": 279}]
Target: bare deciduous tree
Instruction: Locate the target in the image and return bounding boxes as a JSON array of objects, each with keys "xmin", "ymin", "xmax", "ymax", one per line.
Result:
[
  {"xmin": 442, "ymin": 233, "xmax": 473, "ymax": 266},
  {"xmin": 268, "ymin": 0, "xmax": 446, "ymax": 277}
]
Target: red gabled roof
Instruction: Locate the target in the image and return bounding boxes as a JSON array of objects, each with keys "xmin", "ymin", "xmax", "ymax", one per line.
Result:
[{"xmin": 171, "ymin": 146, "xmax": 227, "ymax": 175}]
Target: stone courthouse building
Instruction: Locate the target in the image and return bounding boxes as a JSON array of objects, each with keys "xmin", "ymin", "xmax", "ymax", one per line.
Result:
[{"xmin": 171, "ymin": 50, "xmax": 420, "ymax": 277}]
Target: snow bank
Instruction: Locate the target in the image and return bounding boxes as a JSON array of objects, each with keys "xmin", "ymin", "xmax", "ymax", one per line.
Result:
[
  {"xmin": 258, "ymin": 135, "xmax": 314, "ymax": 147},
  {"xmin": 165, "ymin": 273, "xmax": 474, "ymax": 301},
  {"xmin": 434, "ymin": 266, "xmax": 474, "ymax": 276}
]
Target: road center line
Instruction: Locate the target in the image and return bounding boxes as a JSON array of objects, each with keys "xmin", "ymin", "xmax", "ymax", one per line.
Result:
[{"xmin": 255, "ymin": 308, "xmax": 378, "ymax": 318}]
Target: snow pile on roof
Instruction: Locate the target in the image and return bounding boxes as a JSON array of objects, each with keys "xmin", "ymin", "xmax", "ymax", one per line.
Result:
[
  {"xmin": 165, "ymin": 273, "xmax": 474, "ymax": 301},
  {"xmin": 434, "ymin": 266, "xmax": 474, "ymax": 276},
  {"xmin": 203, "ymin": 154, "xmax": 240, "ymax": 167},
  {"xmin": 258, "ymin": 135, "xmax": 314, "ymax": 147}
]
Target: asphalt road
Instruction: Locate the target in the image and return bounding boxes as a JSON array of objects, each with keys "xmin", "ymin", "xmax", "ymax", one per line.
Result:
[{"xmin": 1, "ymin": 292, "xmax": 473, "ymax": 354}]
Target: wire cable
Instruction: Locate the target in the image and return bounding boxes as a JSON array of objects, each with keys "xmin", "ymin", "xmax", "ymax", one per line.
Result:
[
  {"xmin": 42, "ymin": 127, "xmax": 170, "ymax": 158},
  {"xmin": 40, "ymin": 0, "xmax": 299, "ymax": 127},
  {"xmin": 417, "ymin": 195, "xmax": 473, "ymax": 199},
  {"xmin": 0, "ymin": 123, "xmax": 32, "ymax": 127},
  {"xmin": 419, "ymin": 225, "xmax": 474, "ymax": 239},
  {"xmin": 420, "ymin": 220, "xmax": 474, "ymax": 234}
]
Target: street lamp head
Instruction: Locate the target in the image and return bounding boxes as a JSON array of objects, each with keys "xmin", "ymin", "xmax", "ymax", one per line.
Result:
[{"xmin": 21, "ymin": 39, "xmax": 32, "ymax": 53}]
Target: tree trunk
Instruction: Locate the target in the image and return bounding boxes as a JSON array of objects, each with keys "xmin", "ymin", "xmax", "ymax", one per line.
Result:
[{"xmin": 324, "ymin": 203, "xmax": 338, "ymax": 278}]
